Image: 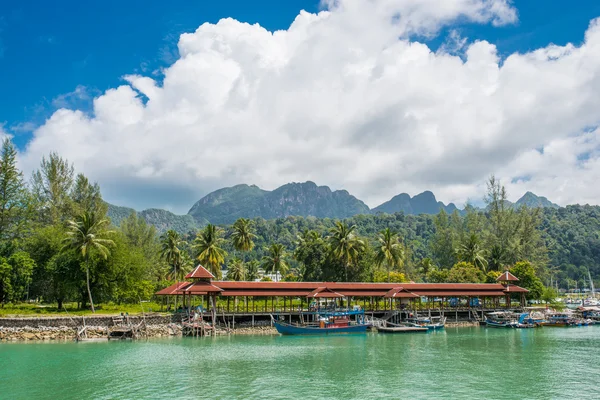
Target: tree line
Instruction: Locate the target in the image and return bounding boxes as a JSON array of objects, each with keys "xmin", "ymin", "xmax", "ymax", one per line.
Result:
[{"xmin": 1, "ymin": 136, "xmax": 593, "ymax": 310}]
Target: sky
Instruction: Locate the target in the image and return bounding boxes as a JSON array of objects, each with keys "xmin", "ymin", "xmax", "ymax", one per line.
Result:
[{"xmin": 1, "ymin": 0, "xmax": 600, "ymax": 213}]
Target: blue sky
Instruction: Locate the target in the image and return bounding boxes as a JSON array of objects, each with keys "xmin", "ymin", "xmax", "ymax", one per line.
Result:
[
  {"xmin": 2, "ymin": 1, "xmax": 600, "ymax": 211},
  {"xmin": 1, "ymin": 0, "xmax": 599, "ymax": 149}
]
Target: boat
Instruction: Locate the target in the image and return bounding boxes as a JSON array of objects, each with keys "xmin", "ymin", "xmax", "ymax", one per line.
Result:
[
  {"xmin": 405, "ymin": 315, "xmax": 446, "ymax": 330},
  {"xmin": 484, "ymin": 312, "xmax": 519, "ymax": 328},
  {"xmin": 377, "ymin": 326, "xmax": 428, "ymax": 334},
  {"xmin": 541, "ymin": 312, "xmax": 583, "ymax": 327},
  {"xmin": 516, "ymin": 313, "xmax": 542, "ymax": 328},
  {"xmin": 272, "ymin": 309, "xmax": 371, "ymax": 335}
]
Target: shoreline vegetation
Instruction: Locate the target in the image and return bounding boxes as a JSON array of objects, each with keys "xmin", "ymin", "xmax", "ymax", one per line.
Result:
[{"xmin": 0, "ymin": 138, "xmax": 595, "ymax": 320}]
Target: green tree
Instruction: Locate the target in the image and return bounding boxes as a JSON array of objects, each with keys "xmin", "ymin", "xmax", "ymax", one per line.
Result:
[
  {"xmin": 375, "ymin": 228, "xmax": 404, "ymax": 282},
  {"xmin": 0, "ymin": 138, "xmax": 30, "ymax": 241},
  {"xmin": 261, "ymin": 243, "xmax": 288, "ymax": 281},
  {"xmin": 430, "ymin": 209, "xmax": 457, "ymax": 269},
  {"xmin": 231, "ymin": 218, "xmax": 256, "ymax": 255},
  {"xmin": 31, "ymin": 153, "xmax": 74, "ymax": 224},
  {"xmin": 71, "ymin": 174, "xmax": 106, "ymax": 216},
  {"xmin": 456, "ymin": 233, "xmax": 488, "ymax": 272},
  {"xmin": 227, "ymin": 258, "xmax": 246, "ymax": 281},
  {"xmin": 246, "ymin": 260, "xmax": 259, "ymax": 281},
  {"xmin": 327, "ymin": 221, "xmax": 364, "ymax": 281},
  {"xmin": 62, "ymin": 212, "xmax": 115, "ymax": 312},
  {"xmin": 447, "ymin": 261, "xmax": 485, "ymax": 283},
  {"xmin": 510, "ymin": 261, "xmax": 544, "ymax": 300},
  {"xmin": 159, "ymin": 230, "xmax": 182, "ymax": 281},
  {"xmin": 0, "ymin": 258, "xmax": 12, "ymax": 305},
  {"xmin": 193, "ymin": 224, "xmax": 227, "ymax": 279},
  {"xmin": 294, "ymin": 230, "xmax": 327, "ymax": 281}
]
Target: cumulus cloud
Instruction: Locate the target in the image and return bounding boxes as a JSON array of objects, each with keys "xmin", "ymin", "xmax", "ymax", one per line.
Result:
[{"xmin": 19, "ymin": 0, "xmax": 600, "ymax": 212}]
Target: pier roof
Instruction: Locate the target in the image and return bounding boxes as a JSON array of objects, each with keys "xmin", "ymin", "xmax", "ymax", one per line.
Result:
[
  {"xmin": 185, "ymin": 264, "xmax": 215, "ymax": 280},
  {"xmin": 157, "ymin": 280, "xmax": 528, "ymax": 297},
  {"xmin": 497, "ymin": 271, "xmax": 519, "ymax": 282}
]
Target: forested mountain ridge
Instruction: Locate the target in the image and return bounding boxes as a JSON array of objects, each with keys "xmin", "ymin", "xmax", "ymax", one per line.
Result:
[
  {"xmin": 107, "ymin": 182, "xmax": 560, "ymax": 232},
  {"xmin": 188, "ymin": 181, "xmax": 370, "ymax": 224}
]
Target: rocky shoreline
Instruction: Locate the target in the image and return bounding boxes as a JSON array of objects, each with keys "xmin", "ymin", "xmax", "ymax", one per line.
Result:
[{"xmin": 0, "ymin": 319, "xmax": 478, "ymax": 341}]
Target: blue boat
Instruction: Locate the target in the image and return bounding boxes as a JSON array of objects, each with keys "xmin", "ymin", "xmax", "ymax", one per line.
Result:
[
  {"xmin": 405, "ymin": 315, "xmax": 446, "ymax": 331},
  {"xmin": 484, "ymin": 312, "xmax": 519, "ymax": 328},
  {"xmin": 272, "ymin": 309, "xmax": 370, "ymax": 335}
]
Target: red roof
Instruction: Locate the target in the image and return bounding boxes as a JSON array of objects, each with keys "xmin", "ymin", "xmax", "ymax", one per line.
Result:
[
  {"xmin": 384, "ymin": 288, "xmax": 419, "ymax": 298},
  {"xmin": 220, "ymin": 290, "xmax": 311, "ymax": 297},
  {"xmin": 307, "ymin": 287, "xmax": 345, "ymax": 298},
  {"xmin": 503, "ymin": 285, "xmax": 528, "ymax": 293},
  {"xmin": 497, "ymin": 271, "xmax": 519, "ymax": 282},
  {"xmin": 155, "ymin": 281, "xmax": 190, "ymax": 295},
  {"xmin": 157, "ymin": 280, "xmax": 521, "ymax": 297},
  {"xmin": 185, "ymin": 264, "xmax": 215, "ymax": 280},
  {"xmin": 337, "ymin": 291, "xmax": 389, "ymax": 297},
  {"xmin": 178, "ymin": 281, "xmax": 223, "ymax": 294},
  {"xmin": 411, "ymin": 291, "xmax": 507, "ymax": 297}
]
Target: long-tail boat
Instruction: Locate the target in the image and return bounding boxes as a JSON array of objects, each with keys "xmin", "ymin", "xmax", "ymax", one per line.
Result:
[{"xmin": 272, "ymin": 309, "xmax": 370, "ymax": 335}]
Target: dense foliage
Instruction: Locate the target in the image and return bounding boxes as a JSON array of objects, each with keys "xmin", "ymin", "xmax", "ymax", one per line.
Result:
[{"xmin": 0, "ymin": 136, "xmax": 596, "ymax": 310}]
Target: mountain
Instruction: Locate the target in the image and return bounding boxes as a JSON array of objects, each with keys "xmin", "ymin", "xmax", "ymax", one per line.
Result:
[
  {"xmin": 372, "ymin": 191, "xmax": 459, "ymax": 215},
  {"xmin": 188, "ymin": 181, "xmax": 370, "ymax": 225},
  {"xmin": 106, "ymin": 203, "xmax": 137, "ymax": 226},
  {"xmin": 107, "ymin": 204, "xmax": 203, "ymax": 233},
  {"xmin": 515, "ymin": 191, "xmax": 559, "ymax": 209},
  {"xmin": 106, "ymin": 182, "xmax": 560, "ymax": 233}
]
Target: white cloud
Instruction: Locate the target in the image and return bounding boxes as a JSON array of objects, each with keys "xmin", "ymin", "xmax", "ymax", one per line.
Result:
[{"xmin": 18, "ymin": 1, "xmax": 600, "ymax": 212}]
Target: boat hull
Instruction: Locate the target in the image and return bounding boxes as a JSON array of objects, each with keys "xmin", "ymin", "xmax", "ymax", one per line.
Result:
[
  {"xmin": 274, "ymin": 321, "xmax": 369, "ymax": 335},
  {"xmin": 485, "ymin": 321, "xmax": 518, "ymax": 328}
]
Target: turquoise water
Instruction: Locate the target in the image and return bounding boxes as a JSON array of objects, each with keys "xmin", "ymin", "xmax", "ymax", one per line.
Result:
[{"xmin": 1, "ymin": 327, "xmax": 599, "ymax": 399}]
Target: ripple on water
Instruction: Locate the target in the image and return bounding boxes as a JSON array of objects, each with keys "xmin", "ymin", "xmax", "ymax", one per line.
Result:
[{"xmin": 2, "ymin": 327, "xmax": 600, "ymax": 399}]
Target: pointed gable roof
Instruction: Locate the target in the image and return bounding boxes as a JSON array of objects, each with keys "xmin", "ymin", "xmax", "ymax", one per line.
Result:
[
  {"xmin": 384, "ymin": 287, "xmax": 419, "ymax": 298},
  {"xmin": 307, "ymin": 287, "xmax": 344, "ymax": 298},
  {"xmin": 185, "ymin": 264, "xmax": 215, "ymax": 280},
  {"xmin": 496, "ymin": 270, "xmax": 519, "ymax": 282}
]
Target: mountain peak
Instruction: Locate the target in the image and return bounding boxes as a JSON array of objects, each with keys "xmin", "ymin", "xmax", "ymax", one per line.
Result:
[
  {"xmin": 515, "ymin": 192, "xmax": 559, "ymax": 209},
  {"xmin": 373, "ymin": 191, "xmax": 456, "ymax": 215},
  {"xmin": 187, "ymin": 182, "xmax": 369, "ymax": 224}
]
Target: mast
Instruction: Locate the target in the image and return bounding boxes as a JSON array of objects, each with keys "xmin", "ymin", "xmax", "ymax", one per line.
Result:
[{"xmin": 588, "ymin": 268, "xmax": 596, "ymax": 299}]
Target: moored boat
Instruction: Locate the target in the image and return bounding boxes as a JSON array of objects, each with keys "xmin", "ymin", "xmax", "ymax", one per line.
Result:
[
  {"xmin": 405, "ymin": 315, "xmax": 446, "ymax": 330},
  {"xmin": 272, "ymin": 310, "xmax": 370, "ymax": 335},
  {"xmin": 541, "ymin": 312, "xmax": 583, "ymax": 327},
  {"xmin": 484, "ymin": 312, "xmax": 519, "ymax": 328}
]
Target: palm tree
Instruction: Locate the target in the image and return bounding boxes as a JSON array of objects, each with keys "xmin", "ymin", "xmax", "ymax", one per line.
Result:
[
  {"xmin": 417, "ymin": 258, "xmax": 436, "ymax": 281},
  {"xmin": 160, "ymin": 230, "xmax": 183, "ymax": 281},
  {"xmin": 246, "ymin": 260, "xmax": 260, "ymax": 281},
  {"xmin": 193, "ymin": 224, "xmax": 227, "ymax": 279},
  {"xmin": 62, "ymin": 212, "xmax": 114, "ymax": 313},
  {"xmin": 227, "ymin": 258, "xmax": 246, "ymax": 281},
  {"xmin": 231, "ymin": 218, "xmax": 256, "ymax": 257},
  {"xmin": 375, "ymin": 228, "xmax": 404, "ymax": 282},
  {"xmin": 457, "ymin": 233, "xmax": 488, "ymax": 272},
  {"xmin": 327, "ymin": 221, "xmax": 364, "ymax": 281},
  {"xmin": 261, "ymin": 243, "xmax": 288, "ymax": 281}
]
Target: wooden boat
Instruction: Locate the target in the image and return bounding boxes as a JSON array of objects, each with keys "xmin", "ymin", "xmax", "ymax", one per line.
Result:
[
  {"xmin": 541, "ymin": 312, "xmax": 582, "ymax": 327},
  {"xmin": 272, "ymin": 310, "xmax": 370, "ymax": 335},
  {"xmin": 516, "ymin": 313, "xmax": 542, "ymax": 328},
  {"xmin": 484, "ymin": 312, "xmax": 519, "ymax": 328},
  {"xmin": 378, "ymin": 326, "xmax": 428, "ymax": 334},
  {"xmin": 405, "ymin": 315, "xmax": 446, "ymax": 331}
]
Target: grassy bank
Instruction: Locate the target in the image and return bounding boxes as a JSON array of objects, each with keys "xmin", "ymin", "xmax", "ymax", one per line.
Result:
[{"xmin": 0, "ymin": 302, "xmax": 164, "ymax": 317}]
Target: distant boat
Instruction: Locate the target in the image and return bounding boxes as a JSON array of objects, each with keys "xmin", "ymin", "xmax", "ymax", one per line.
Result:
[
  {"xmin": 272, "ymin": 309, "xmax": 370, "ymax": 335},
  {"xmin": 541, "ymin": 312, "xmax": 583, "ymax": 327},
  {"xmin": 405, "ymin": 315, "xmax": 446, "ymax": 330},
  {"xmin": 484, "ymin": 312, "xmax": 519, "ymax": 328}
]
